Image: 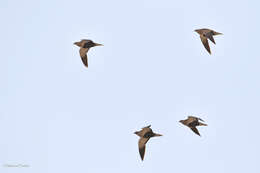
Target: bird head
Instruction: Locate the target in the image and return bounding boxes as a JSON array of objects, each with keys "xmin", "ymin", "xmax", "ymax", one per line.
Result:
[
  {"xmin": 179, "ymin": 120, "xmax": 185, "ymax": 124},
  {"xmin": 74, "ymin": 42, "xmax": 81, "ymax": 47},
  {"xmin": 194, "ymin": 29, "xmax": 200, "ymax": 34}
]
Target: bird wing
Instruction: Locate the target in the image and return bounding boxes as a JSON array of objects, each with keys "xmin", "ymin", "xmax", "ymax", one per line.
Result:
[
  {"xmin": 79, "ymin": 48, "xmax": 89, "ymax": 68},
  {"xmin": 205, "ymin": 32, "xmax": 216, "ymax": 44},
  {"xmin": 200, "ymin": 35, "xmax": 211, "ymax": 54},
  {"xmin": 188, "ymin": 116, "xmax": 204, "ymax": 122},
  {"xmin": 187, "ymin": 116, "xmax": 197, "ymax": 123},
  {"xmin": 81, "ymin": 39, "xmax": 90, "ymax": 42},
  {"xmin": 142, "ymin": 125, "xmax": 151, "ymax": 129},
  {"xmin": 138, "ymin": 137, "xmax": 150, "ymax": 160},
  {"xmin": 198, "ymin": 117, "xmax": 204, "ymax": 122},
  {"xmin": 139, "ymin": 127, "xmax": 152, "ymax": 137},
  {"xmin": 78, "ymin": 40, "xmax": 88, "ymax": 47},
  {"xmin": 188, "ymin": 116, "xmax": 197, "ymax": 119},
  {"xmin": 190, "ymin": 127, "xmax": 201, "ymax": 136},
  {"xmin": 184, "ymin": 119, "xmax": 194, "ymax": 125}
]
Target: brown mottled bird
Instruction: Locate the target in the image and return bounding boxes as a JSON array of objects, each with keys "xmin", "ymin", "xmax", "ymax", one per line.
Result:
[
  {"xmin": 134, "ymin": 125, "xmax": 162, "ymax": 161},
  {"xmin": 179, "ymin": 116, "xmax": 207, "ymax": 136},
  {"xmin": 74, "ymin": 39, "xmax": 103, "ymax": 68},
  {"xmin": 194, "ymin": 28, "xmax": 222, "ymax": 54}
]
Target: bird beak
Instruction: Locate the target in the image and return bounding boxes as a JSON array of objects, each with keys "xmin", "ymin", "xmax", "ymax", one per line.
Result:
[
  {"xmin": 73, "ymin": 42, "xmax": 77, "ymax": 45},
  {"xmin": 94, "ymin": 43, "xmax": 103, "ymax": 46}
]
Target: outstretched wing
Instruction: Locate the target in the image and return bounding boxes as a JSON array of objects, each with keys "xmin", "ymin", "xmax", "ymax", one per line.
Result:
[
  {"xmin": 138, "ymin": 137, "xmax": 150, "ymax": 160},
  {"xmin": 190, "ymin": 127, "xmax": 201, "ymax": 136},
  {"xmin": 206, "ymin": 32, "xmax": 216, "ymax": 44},
  {"xmin": 198, "ymin": 117, "xmax": 204, "ymax": 122},
  {"xmin": 79, "ymin": 48, "xmax": 89, "ymax": 68},
  {"xmin": 188, "ymin": 116, "xmax": 204, "ymax": 122},
  {"xmin": 142, "ymin": 125, "xmax": 151, "ymax": 129},
  {"xmin": 200, "ymin": 35, "xmax": 211, "ymax": 54}
]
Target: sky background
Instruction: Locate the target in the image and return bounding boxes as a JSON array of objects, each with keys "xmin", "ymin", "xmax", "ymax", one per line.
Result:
[{"xmin": 1, "ymin": 0, "xmax": 260, "ymax": 172}]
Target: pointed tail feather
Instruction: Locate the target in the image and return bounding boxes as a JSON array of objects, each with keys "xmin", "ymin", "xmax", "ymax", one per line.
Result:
[
  {"xmin": 213, "ymin": 31, "xmax": 223, "ymax": 35},
  {"xmin": 199, "ymin": 122, "xmax": 207, "ymax": 126},
  {"xmin": 154, "ymin": 133, "xmax": 163, "ymax": 137}
]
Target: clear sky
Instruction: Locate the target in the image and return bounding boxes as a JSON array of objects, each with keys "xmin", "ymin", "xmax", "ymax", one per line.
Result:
[{"xmin": 1, "ymin": 0, "xmax": 260, "ymax": 173}]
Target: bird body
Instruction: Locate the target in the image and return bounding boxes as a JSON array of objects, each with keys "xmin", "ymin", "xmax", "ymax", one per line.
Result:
[
  {"xmin": 180, "ymin": 116, "xmax": 207, "ymax": 136},
  {"xmin": 195, "ymin": 28, "xmax": 222, "ymax": 54},
  {"xmin": 134, "ymin": 125, "xmax": 162, "ymax": 161},
  {"xmin": 74, "ymin": 39, "xmax": 103, "ymax": 68}
]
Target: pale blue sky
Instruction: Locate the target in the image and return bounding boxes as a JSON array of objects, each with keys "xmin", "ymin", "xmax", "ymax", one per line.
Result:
[{"xmin": 1, "ymin": 0, "xmax": 260, "ymax": 173}]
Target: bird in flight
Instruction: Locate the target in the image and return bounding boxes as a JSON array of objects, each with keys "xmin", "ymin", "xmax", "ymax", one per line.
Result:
[
  {"xmin": 134, "ymin": 125, "xmax": 162, "ymax": 161},
  {"xmin": 194, "ymin": 28, "xmax": 222, "ymax": 54},
  {"xmin": 179, "ymin": 116, "xmax": 207, "ymax": 136},
  {"xmin": 74, "ymin": 39, "xmax": 103, "ymax": 68}
]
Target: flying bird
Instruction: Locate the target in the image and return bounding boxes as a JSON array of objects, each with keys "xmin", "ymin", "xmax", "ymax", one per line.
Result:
[
  {"xmin": 74, "ymin": 39, "xmax": 103, "ymax": 68},
  {"xmin": 179, "ymin": 116, "xmax": 207, "ymax": 136},
  {"xmin": 134, "ymin": 125, "xmax": 162, "ymax": 161},
  {"xmin": 194, "ymin": 28, "xmax": 222, "ymax": 54}
]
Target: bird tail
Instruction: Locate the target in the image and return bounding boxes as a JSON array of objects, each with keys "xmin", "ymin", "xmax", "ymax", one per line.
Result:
[
  {"xmin": 199, "ymin": 122, "xmax": 207, "ymax": 126},
  {"xmin": 213, "ymin": 31, "xmax": 223, "ymax": 35},
  {"xmin": 154, "ymin": 133, "xmax": 163, "ymax": 137}
]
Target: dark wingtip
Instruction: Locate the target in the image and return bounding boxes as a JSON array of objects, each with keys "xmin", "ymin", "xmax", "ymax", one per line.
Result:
[{"xmin": 140, "ymin": 153, "xmax": 144, "ymax": 161}]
